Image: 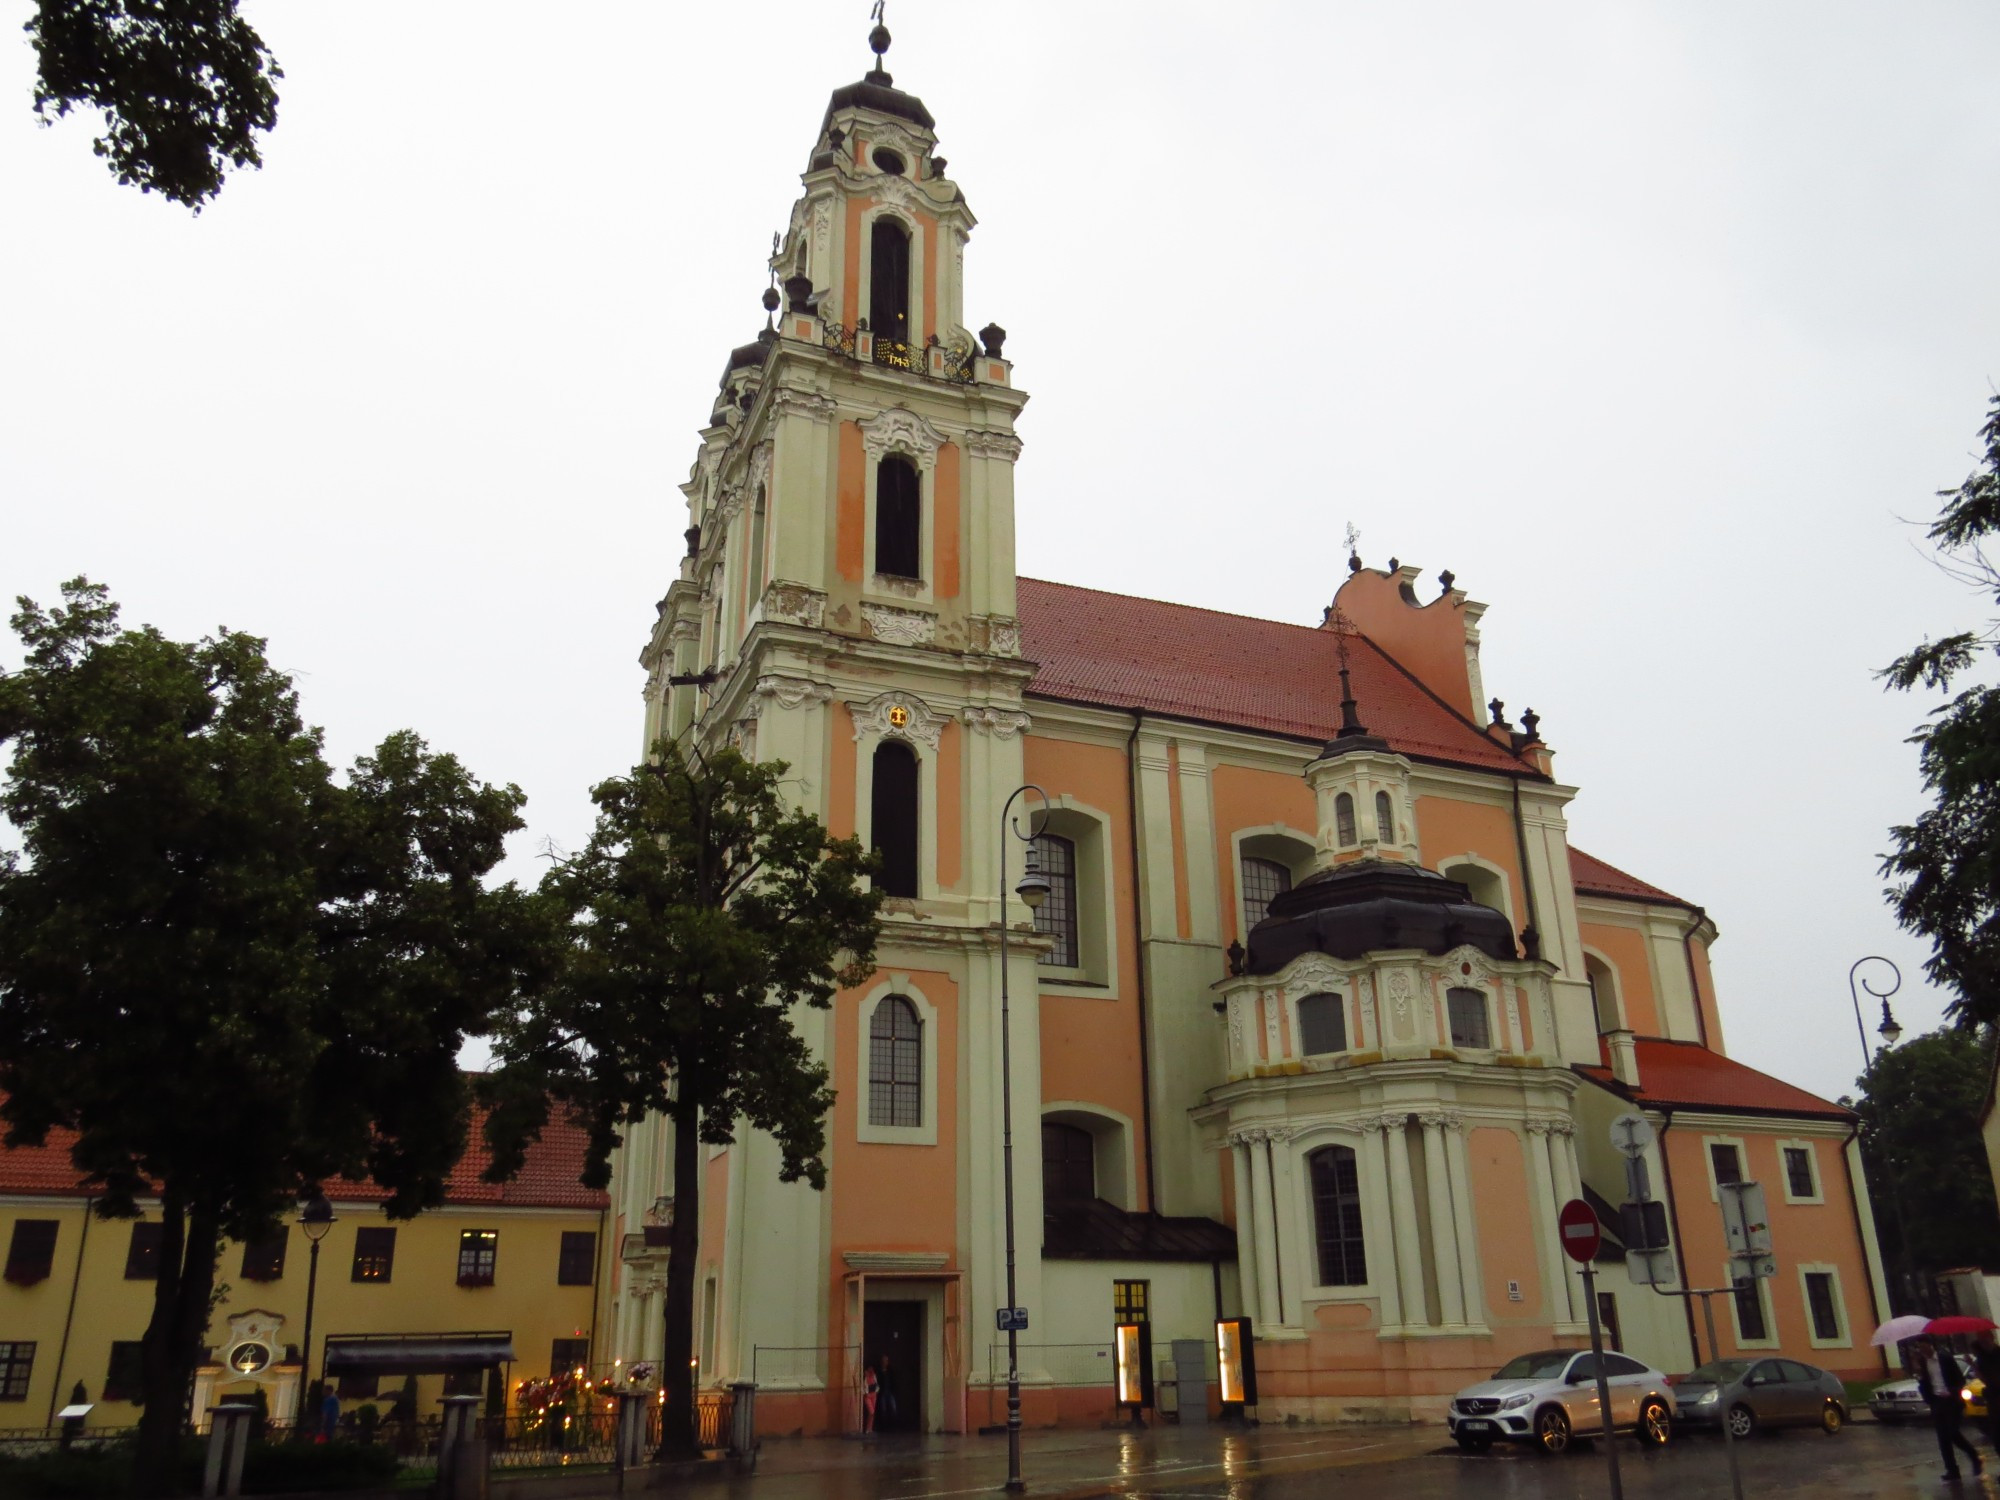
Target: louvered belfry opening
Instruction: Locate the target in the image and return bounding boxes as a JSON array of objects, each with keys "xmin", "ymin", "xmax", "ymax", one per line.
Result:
[
  {"xmin": 870, "ymin": 217, "xmax": 911, "ymax": 345},
  {"xmin": 875, "ymin": 456, "xmax": 921, "ymax": 578}
]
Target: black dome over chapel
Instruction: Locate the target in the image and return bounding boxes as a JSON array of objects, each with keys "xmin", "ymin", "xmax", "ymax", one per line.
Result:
[{"xmin": 1243, "ymin": 860, "xmax": 1517, "ymax": 975}]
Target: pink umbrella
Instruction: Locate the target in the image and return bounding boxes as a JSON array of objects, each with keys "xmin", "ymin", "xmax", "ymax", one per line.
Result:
[
  {"xmin": 1927, "ymin": 1316, "xmax": 1997, "ymax": 1337},
  {"xmin": 1873, "ymin": 1314, "xmax": 1933, "ymax": 1346}
]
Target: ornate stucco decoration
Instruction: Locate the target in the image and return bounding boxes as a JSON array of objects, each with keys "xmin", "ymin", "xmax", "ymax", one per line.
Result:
[
  {"xmin": 987, "ymin": 619, "xmax": 1022, "ymax": 656},
  {"xmin": 1387, "ymin": 969, "xmax": 1417, "ymax": 1042},
  {"xmin": 961, "ymin": 429, "xmax": 1024, "ymax": 462},
  {"xmin": 1228, "ymin": 1125, "xmax": 1298, "ymax": 1147},
  {"xmin": 761, "ymin": 582, "xmax": 827, "ymax": 628},
  {"xmin": 849, "ymin": 690, "xmax": 946, "ymax": 751},
  {"xmin": 749, "ymin": 441, "xmax": 772, "ymax": 492},
  {"xmin": 668, "ymin": 617, "xmax": 702, "ymax": 644},
  {"xmin": 858, "ymin": 406, "xmax": 947, "ymax": 470},
  {"xmin": 753, "ymin": 675, "xmax": 835, "ymax": 712},
  {"xmin": 861, "ymin": 602, "xmax": 937, "ymax": 647},
  {"xmin": 1281, "ymin": 954, "xmax": 1348, "ymax": 1000},
  {"xmin": 770, "ymin": 388, "xmax": 838, "ymax": 424},
  {"xmin": 729, "ymin": 719, "xmax": 757, "ymax": 759},
  {"xmin": 960, "ymin": 706, "xmax": 1031, "ymax": 739}
]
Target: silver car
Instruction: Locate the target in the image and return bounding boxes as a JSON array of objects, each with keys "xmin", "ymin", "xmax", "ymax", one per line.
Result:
[
  {"xmin": 1870, "ymin": 1377, "xmax": 1932, "ymax": 1424},
  {"xmin": 1673, "ymin": 1357, "xmax": 1848, "ymax": 1437},
  {"xmin": 1448, "ymin": 1348, "xmax": 1677, "ymax": 1455}
]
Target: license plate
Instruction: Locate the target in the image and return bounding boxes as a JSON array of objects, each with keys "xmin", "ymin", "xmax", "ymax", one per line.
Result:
[{"xmin": 1461, "ymin": 1420, "xmax": 1491, "ymax": 1431}]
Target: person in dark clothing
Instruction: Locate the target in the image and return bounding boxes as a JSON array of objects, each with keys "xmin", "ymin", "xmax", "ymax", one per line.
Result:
[
  {"xmin": 1917, "ymin": 1339, "xmax": 1985, "ymax": 1479},
  {"xmin": 1972, "ymin": 1336, "xmax": 2000, "ymax": 1453}
]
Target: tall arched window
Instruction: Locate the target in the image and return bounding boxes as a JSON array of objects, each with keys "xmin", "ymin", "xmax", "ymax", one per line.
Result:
[
  {"xmin": 1240, "ymin": 856, "xmax": 1292, "ymax": 931},
  {"xmin": 871, "ymin": 740, "xmax": 919, "ymax": 898},
  {"xmin": 875, "ymin": 456, "xmax": 921, "ymax": 579},
  {"xmin": 748, "ymin": 485, "xmax": 768, "ymax": 600},
  {"xmin": 868, "ymin": 997, "xmax": 922, "ymax": 1127},
  {"xmin": 1031, "ymin": 833, "xmax": 1078, "ymax": 967},
  {"xmin": 1297, "ymin": 992, "xmax": 1347, "ymax": 1055},
  {"xmin": 1374, "ymin": 790, "xmax": 1395, "ymax": 843},
  {"xmin": 869, "ymin": 217, "xmax": 911, "ymax": 347},
  {"xmin": 1308, "ymin": 1145, "xmax": 1367, "ymax": 1286},
  {"xmin": 1334, "ymin": 792, "xmax": 1357, "ymax": 846},
  {"xmin": 1041, "ymin": 1122, "xmax": 1095, "ymax": 1203}
]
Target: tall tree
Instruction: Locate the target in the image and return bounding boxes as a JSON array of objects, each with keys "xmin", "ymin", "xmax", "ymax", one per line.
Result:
[
  {"xmin": 1882, "ymin": 395, "xmax": 2000, "ymax": 1022},
  {"xmin": 26, "ymin": 0, "xmax": 282, "ymax": 209},
  {"xmin": 0, "ymin": 580, "xmax": 529, "ymax": 1496},
  {"xmin": 482, "ymin": 741, "xmax": 881, "ymax": 1458},
  {"xmin": 1849, "ymin": 1026, "xmax": 2000, "ymax": 1279}
]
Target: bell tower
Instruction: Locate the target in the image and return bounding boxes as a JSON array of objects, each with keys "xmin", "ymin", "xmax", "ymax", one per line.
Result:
[{"xmin": 630, "ymin": 15, "xmax": 1045, "ymax": 1416}]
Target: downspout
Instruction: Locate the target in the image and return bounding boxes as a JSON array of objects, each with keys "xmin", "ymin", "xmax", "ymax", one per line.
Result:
[
  {"xmin": 1653, "ymin": 1112, "xmax": 1704, "ymax": 1363},
  {"xmin": 588, "ymin": 1199, "xmax": 608, "ymax": 1376},
  {"xmin": 1508, "ymin": 776, "xmax": 1542, "ymax": 961},
  {"xmin": 45, "ymin": 1196, "xmax": 93, "ymax": 1427},
  {"xmin": 1680, "ymin": 910, "xmax": 1712, "ymax": 1048},
  {"xmin": 1124, "ymin": 710, "xmax": 1161, "ymax": 1214}
]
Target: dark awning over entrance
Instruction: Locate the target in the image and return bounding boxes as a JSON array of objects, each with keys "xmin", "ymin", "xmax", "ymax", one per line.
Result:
[{"xmin": 322, "ymin": 1332, "xmax": 515, "ymax": 1375}]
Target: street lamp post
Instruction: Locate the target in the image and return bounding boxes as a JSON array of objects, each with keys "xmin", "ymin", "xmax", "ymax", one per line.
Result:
[
  {"xmin": 1848, "ymin": 956, "xmax": 1904, "ymax": 1072},
  {"xmin": 996, "ymin": 784, "xmax": 1049, "ymax": 1495},
  {"xmin": 293, "ymin": 1197, "xmax": 337, "ymax": 1434}
]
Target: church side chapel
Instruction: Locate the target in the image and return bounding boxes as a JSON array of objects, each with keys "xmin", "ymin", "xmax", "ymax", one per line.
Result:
[{"xmin": 605, "ymin": 18, "xmax": 1891, "ymax": 1432}]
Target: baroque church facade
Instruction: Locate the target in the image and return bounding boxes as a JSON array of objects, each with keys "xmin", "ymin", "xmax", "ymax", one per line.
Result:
[{"xmin": 604, "ymin": 26, "xmax": 1891, "ymax": 1433}]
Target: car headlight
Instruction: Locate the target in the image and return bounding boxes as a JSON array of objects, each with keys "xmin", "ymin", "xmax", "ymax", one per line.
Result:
[
  {"xmin": 1696, "ymin": 1390, "xmax": 1719, "ymax": 1405},
  {"xmin": 1499, "ymin": 1394, "xmax": 1532, "ymax": 1410},
  {"xmin": 1965, "ymin": 1389, "xmax": 1977, "ymax": 1403}
]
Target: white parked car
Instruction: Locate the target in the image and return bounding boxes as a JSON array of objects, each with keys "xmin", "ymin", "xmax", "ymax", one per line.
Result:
[
  {"xmin": 1448, "ymin": 1348, "xmax": 1678, "ymax": 1454},
  {"xmin": 1870, "ymin": 1377, "xmax": 1932, "ymax": 1423}
]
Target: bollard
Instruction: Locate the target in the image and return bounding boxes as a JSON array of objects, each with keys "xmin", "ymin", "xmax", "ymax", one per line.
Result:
[
  {"xmin": 727, "ymin": 1382, "xmax": 757, "ymax": 1459},
  {"xmin": 616, "ymin": 1391, "xmax": 649, "ymax": 1473},
  {"xmin": 435, "ymin": 1394, "xmax": 485, "ymax": 1499},
  {"xmin": 202, "ymin": 1403, "xmax": 258, "ymax": 1498}
]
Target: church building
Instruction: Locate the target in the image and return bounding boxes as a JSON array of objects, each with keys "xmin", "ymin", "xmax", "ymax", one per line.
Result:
[{"xmin": 604, "ymin": 21, "xmax": 1891, "ymax": 1433}]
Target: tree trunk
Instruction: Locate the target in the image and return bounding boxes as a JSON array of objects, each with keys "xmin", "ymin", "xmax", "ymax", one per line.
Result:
[
  {"xmin": 656, "ymin": 1101, "xmax": 703, "ymax": 1459},
  {"xmin": 132, "ymin": 1198, "xmax": 220, "ymax": 1498}
]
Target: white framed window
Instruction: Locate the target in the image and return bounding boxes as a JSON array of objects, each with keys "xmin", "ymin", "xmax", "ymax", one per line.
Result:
[
  {"xmin": 1582, "ymin": 949, "xmax": 1627, "ymax": 1035},
  {"xmin": 849, "ymin": 693, "xmax": 942, "ymax": 901},
  {"xmin": 1041, "ymin": 1103, "xmax": 1137, "ymax": 1210},
  {"xmin": 856, "ymin": 405, "xmax": 944, "ymax": 604},
  {"xmin": 1034, "ymin": 798, "xmax": 1118, "ymax": 991},
  {"xmin": 1701, "ymin": 1134, "xmax": 1748, "ymax": 1202},
  {"xmin": 857, "ymin": 980, "xmax": 938, "ymax": 1145},
  {"xmin": 1797, "ymin": 1263, "xmax": 1851, "ymax": 1348},
  {"xmin": 1724, "ymin": 1262, "xmax": 1778, "ymax": 1350},
  {"xmin": 1446, "ymin": 986, "xmax": 1493, "ymax": 1050},
  {"xmin": 1438, "ymin": 853, "xmax": 1515, "ymax": 925},
  {"xmin": 1778, "ymin": 1140, "xmax": 1823, "ymax": 1205},
  {"xmin": 1229, "ymin": 827, "xmax": 1314, "ymax": 944}
]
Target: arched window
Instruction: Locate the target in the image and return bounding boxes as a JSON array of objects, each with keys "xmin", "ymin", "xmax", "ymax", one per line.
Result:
[
  {"xmin": 1041, "ymin": 1122, "xmax": 1096, "ymax": 1203},
  {"xmin": 868, "ymin": 997, "xmax": 922, "ymax": 1127},
  {"xmin": 1334, "ymin": 792, "xmax": 1357, "ymax": 846},
  {"xmin": 1446, "ymin": 986, "xmax": 1491, "ymax": 1049},
  {"xmin": 1585, "ymin": 955, "xmax": 1621, "ymax": 1034},
  {"xmin": 1374, "ymin": 790, "xmax": 1395, "ymax": 843},
  {"xmin": 869, "ymin": 217, "xmax": 911, "ymax": 347},
  {"xmin": 1031, "ymin": 833, "xmax": 1078, "ymax": 967},
  {"xmin": 748, "ymin": 486, "xmax": 768, "ymax": 600},
  {"xmin": 1297, "ymin": 992, "xmax": 1347, "ymax": 1055},
  {"xmin": 875, "ymin": 456, "xmax": 921, "ymax": 579},
  {"xmin": 1240, "ymin": 856, "xmax": 1292, "ymax": 931},
  {"xmin": 1308, "ymin": 1145, "xmax": 1367, "ymax": 1286},
  {"xmin": 1443, "ymin": 860, "xmax": 1508, "ymax": 918},
  {"xmin": 871, "ymin": 740, "xmax": 919, "ymax": 898}
]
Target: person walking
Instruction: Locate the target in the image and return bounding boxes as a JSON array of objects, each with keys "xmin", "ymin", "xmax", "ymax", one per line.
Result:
[
  {"xmin": 861, "ymin": 1358, "xmax": 879, "ymax": 1437},
  {"xmin": 1917, "ymin": 1338, "xmax": 1985, "ymax": 1480},
  {"xmin": 1972, "ymin": 1335, "xmax": 2000, "ymax": 1453}
]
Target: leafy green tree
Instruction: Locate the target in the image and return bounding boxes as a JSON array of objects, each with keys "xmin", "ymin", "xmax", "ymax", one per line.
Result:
[
  {"xmin": 483, "ymin": 741, "xmax": 882, "ymax": 1457},
  {"xmin": 1850, "ymin": 1027, "xmax": 2000, "ymax": 1280},
  {"xmin": 26, "ymin": 0, "xmax": 281, "ymax": 209},
  {"xmin": 1882, "ymin": 395, "xmax": 2000, "ymax": 1022},
  {"xmin": 0, "ymin": 579, "xmax": 528, "ymax": 1495}
]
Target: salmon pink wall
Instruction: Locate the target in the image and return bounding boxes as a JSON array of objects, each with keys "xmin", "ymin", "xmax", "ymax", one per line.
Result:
[
  {"xmin": 1209, "ymin": 763, "xmax": 1316, "ymax": 945},
  {"xmin": 829, "ymin": 704, "xmax": 857, "ymax": 840},
  {"xmin": 1329, "ymin": 568, "xmax": 1479, "ymax": 721},
  {"xmin": 835, "ymin": 422, "xmax": 865, "ymax": 583},
  {"xmin": 1413, "ymin": 798, "xmax": 1527, "ymax": 932},
  {"xmin": 1578, "ymin": 921, "xmax": 1661, "ymax": 1036},
  {"xmin": 934, "ymin": 442, "xmax": 961, "ymax": 599},
  {"xmin": 1468, "ymin": 1127, "xmax": 1543, "ymax": 1321}
]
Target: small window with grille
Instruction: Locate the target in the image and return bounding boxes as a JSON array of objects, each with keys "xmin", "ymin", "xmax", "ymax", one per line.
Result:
[
  {"xmin": 1240, "ymin": 857, "xmax": 1291, "ymax": 932},
  {"xmin": 868, "ymin": 996, "xmax": 923, "ymax": 1127},
  {"xmin": 351, "ymin": 1226, "xmax": 397, "ymax": 1283},
  {"xmin": 124, "ymin": 1222, "xmax": 163, "ymax": 1280},
  {"xmin": 0, "ymin": 1342, "xmax": 33, "ymax": 1401},
  {"xmin": 1784, "ymin": 1146, "xmax": 1817, "ymax": 1200},
  {"xmin": 1113, "ymin": 1280, "xmax": 1150, "ymax": 1325},
  {"xmin": 1446, "ymin": 987, "xmax": 1491, "ymax": 1049},
  {"xmin": 1334, "ymin": 793, "xmax": 1357, "ymax": 846},
  {"xmin": 557, "ymin": 1231, "xmax": 596, "ymax": 1286},
  {"xmin": 551, "ymin": 1338, "xmax": 590, "ymax": 1378},
  {"xmin": 1709, "ymin": 1142, "xmax": 1744, "ymax": 1187},
  {"xmin": 1374, "ymin": 790, "xmax": 1395, "ymax": 842},
  {"xmin": 104, "ymin": 1341, "xmax": 145, "ymax": 1402},
  {"xmin": 240, "ymin": 1229, "xmax": 287, "ymax": 1282},
  {"xmin": 1297, "ymin": 992, "xmax": 1347, "ymax": 1055},
  {"xmin": 1805, "ymin": 1272, "xmax": 1842, "ymax": 1341},
  {"xmin": 4, "ymin": 1220, "xmax": 59, "ymax": 1286},
  {"xmin": 1031, "ymin": 834, "xmax": 1079, "ymax": 968}
]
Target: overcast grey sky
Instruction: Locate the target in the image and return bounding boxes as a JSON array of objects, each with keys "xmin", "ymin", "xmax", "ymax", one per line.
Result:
[{"xmin": 3, "ymin": 2, "xmax": 1997, "ymax": 1106}]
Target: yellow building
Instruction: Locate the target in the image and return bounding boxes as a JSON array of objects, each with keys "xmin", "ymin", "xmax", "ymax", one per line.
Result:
[{"xmin": 0, "ymin": 1104, "xmax": 608, "ymax": 1430}]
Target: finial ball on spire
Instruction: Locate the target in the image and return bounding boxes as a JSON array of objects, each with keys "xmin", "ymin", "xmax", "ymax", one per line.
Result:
[{"xmin": 870, "ymin": 21, "xmax": 891, "ymax": 56}]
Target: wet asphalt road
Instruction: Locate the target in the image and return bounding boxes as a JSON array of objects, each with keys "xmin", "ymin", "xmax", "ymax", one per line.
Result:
[{"xmin": 693, "ymin": 1419, "xmax": 2000, "ymax": 1500}]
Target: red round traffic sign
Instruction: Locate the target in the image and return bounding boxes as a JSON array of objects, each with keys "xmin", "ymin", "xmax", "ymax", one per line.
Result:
[{"xmin": 1558, "ymin": 1198, "xmax": 1601, "ymax": 1264}]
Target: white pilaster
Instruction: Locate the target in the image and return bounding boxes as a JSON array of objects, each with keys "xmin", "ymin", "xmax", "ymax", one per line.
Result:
[
  {"xmin": 1382, "ymin": 1114, "xmax": 1428, "ymax": 1325},
  {"xmin": 1421, "ymin": 1115, "xmax": 1467, "ymax": 1327},
  {"xmin": 1360, "ymin": 1122, "xmax": 1403, "ymax": 1330},
  {"xmin": 1231, "ymin": 1139, "xmax": 1262, "ymax": 1322},
  {"xmin": 1523, "ymin": 1121, "xmax": 1569, "ymax": 1326},
  {"xmin": 1244, "ymin": 1134, "xmax": 1283, "ymax": 1328},
  {"xmin": 1442, "ymin": 1118, "xmax": 1485, "ymax": 1328}
]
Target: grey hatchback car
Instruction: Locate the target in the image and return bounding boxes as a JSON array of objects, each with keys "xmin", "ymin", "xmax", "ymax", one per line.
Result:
[{"xmin": 1673, "ymin": 1357, "xmax": 1848, "ymax": 1437}]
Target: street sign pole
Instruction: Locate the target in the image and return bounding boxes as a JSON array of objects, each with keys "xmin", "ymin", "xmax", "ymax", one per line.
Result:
[
  {"xmin": 1580, "ymin": 1260, "xmax": 1624, "ymax": 1500},
  {"xmin": 1697, "ymin": 1291, "xmax": 1746, "ymax": 1500}
]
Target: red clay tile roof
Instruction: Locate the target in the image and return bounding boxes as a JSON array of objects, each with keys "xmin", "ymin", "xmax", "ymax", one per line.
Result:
[
  {"xmin": 0, "ymin": 1102, "xmax": 607, "ymax": 1211},
  {"xmin": 1577, "ymin": 1038, "xmax": 1852, "ymax": 1121},
  {"xmin": 1017, "ymin": 578, "xmax": 1531, "ymax": 774},
  {"xmin": 1569, "ymin": 848, "xmax": 1688, "ymax": 907}
]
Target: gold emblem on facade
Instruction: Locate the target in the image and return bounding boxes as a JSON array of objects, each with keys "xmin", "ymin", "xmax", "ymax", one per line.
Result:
[{"xmin": 888, "ymin": 704, "xmax": 910, "ymax": 729}]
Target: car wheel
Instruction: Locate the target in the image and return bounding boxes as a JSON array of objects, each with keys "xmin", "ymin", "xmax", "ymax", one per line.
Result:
[
  {"xmin": 1535, "ymin": 1406, "xmax": 1572, "ymax": 1455},
  {"xmin": 1455, "ymin": 1434, "xmax": 1493, "ymax": 1454},
  {"xmin": 1726, "ymin": 1403, "xmax": 1756, "ymax": 1440},
  {"xmin": 1637, "ymin": 1399, "xmax": 1671, "ymax": 1448},
  {"xmin": 1820, "ymin": 1402, "xmax": 1844, "ymax": 1435}
]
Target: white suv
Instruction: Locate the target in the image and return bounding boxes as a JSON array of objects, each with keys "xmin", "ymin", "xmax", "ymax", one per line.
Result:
[{"xmin": 1448, "ymin": 1348, "xmax": 1677, "ymax": 1454}]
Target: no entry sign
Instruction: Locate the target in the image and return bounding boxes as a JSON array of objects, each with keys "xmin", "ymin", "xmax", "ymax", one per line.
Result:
[{"xmin": 1558, "ymin": 1198, "xmax": 1602, "ymax": 1264}]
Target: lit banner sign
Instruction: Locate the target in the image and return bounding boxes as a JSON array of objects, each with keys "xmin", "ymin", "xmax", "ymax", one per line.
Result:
[
  {"xmin": 1113, "ymin": 1322, "xmax": 1153, "ymax": 1410},
  {"xmin": 1215, "ymin": 1317, "xmax": 1257, "ymax": 1408}
]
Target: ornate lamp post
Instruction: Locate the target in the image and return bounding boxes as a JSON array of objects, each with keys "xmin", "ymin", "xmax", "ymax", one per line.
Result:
[
  {"xmin": 1848, "ymin": 956, "xmax": 1903, "ymax": 1071},
  {"xmin": 293, "ymin": 1196, "xmax": 337, "ymax": 1432},
  {"xmin": 996, "ymin": 784, "xmax": 1049, "ymax": 1494}
]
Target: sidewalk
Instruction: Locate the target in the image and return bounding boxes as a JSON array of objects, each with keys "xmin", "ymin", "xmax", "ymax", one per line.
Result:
[{"xmin": 706, "ymin": 1422, "xmax": 1438, "ymax": 1500}]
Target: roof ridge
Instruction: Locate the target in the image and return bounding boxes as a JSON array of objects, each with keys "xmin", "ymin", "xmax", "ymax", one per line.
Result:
[{"xmin": 1020, "ymin": 576, "xmax": 1338, "ymax": 639}]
